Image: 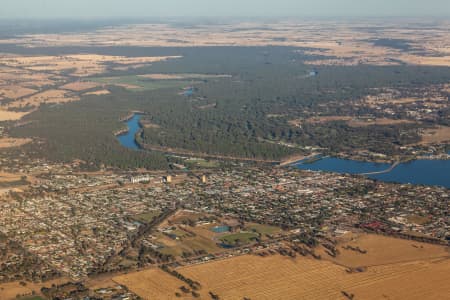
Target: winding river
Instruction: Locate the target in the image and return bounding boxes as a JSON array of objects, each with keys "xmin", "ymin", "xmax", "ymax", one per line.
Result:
[
  {"xmin": 118, "ymin": 114, "xmax": 450, "ymax": 188},
  {"xmin": 117, "ymin": 114, "xmax": 142, "ymax": 150}
]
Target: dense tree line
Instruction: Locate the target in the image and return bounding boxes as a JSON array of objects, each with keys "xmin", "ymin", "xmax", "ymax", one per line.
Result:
[{"xmin": 9, "ymin": 46, "xmax": 450, "ymax": 169}]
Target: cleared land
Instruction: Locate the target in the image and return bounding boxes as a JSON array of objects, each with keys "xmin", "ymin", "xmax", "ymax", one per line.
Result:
[
  {"xmin": 90, "ymin": 76, "xmax": 194, "ymax": 91},
  {"xmin": 0, "ymin": 110, "xmax": 29, "ymax": 121},
  {"xmin": 138, "ymin": 73, "xmax": 232, "ymax": 80},
  {"xmin": 114, "ymin": 268, "xmax": 193, "ymax": 300},
  {"xmin": 0, "ymin": 137, "xmax": 32, "ymax": 148},
  {"xmin": 60, "ymin": 81, "xmax": 101, "ymax": 92},
  {"xmin": 0, "ymin": 86, "xmax": 37, "ymax": 99},
  {"xmin": 115, "ymin": 233, "xmax": 450, "ymax": 299},
  {"xmin": 181, "ymin": 254, "xmax": 450, "ymax": 300},
  {"xmin": 6, "ymin": 89, "xmax": 78, "ymax": 109},
  {"xmin": 219, "ymin": 232, "xmax": 259, "ymax": 245},
  {"xmin": 8, "ymin": 21, "xmax": 449, "ymax": 67},
  {"xmin": 1, "ymin": 54, "xmax": 181, "ymax": 77},
  {"xmin": 83, "ymin": 89, "xmax": 110, "ymax": 96},
  {"xmin": 117, "ymin": 254, "xmax": 450, "ymax": 300},
  {"xmin": 322, "ymin": 233, "xmax": 450, "ymax": 267},
  {"xmin": 302, "ymin": 116, "xmax": 415, "ymax": 127},
  {"xmin": 0, "ymin": 278, "xmax": 68, "ymax": 300},
  {"xmin": 347, "ymin": 118, "xmax": 415, "ymax": 127},
  {"xmin": 419, "ymin": 126, "xmax": 450, "ymax": 144}
]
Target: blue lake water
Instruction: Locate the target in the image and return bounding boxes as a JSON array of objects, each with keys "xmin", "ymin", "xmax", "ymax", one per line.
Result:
[
  {"xmin": 295, "ymin": 157, "xmax": 450, "ymax": 188},
  {"xmin": 211, "ymin": 225, "xmax": 231, "ymax": 233},
  {"xmin": 118, "ymin": 114, "xmax": 450, "ymax": 189},
  {"xmin": 117, "ymin": 114, "xmax": 142, "ymax": 150}
]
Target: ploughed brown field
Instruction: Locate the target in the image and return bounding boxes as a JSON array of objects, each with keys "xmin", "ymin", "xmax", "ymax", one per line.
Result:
[{"xmin": 113, "ymin": 233, "xmax": 450, "ymax": 300}]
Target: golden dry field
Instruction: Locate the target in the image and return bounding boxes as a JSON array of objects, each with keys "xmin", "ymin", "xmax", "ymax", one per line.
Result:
[
  {"xmin": 0, "ymin": 137, "xmax": 32, "ymax": 149},
  {"xmin": 300, "ymin": 116, "xmax": 415, "ymax": 127},
  {"xmin": 1, "ymin": 54, "xmax": 181, "ymax": 77},
  {"xmin": 0, "ymin": 21, "xmax": 448, "ymax": 66},
  {"xmin": 321, "ymin": 233, "xmax": 450, "ymax": 267},
  {"xmin": 0, "ymin": 85, "xmax": 37, "ymax": 99},
  {"xmin": 6, "ymin": 89, "xmax": 78, "ymax": 109},
  {"xmin": 347, "ymin": 118, "xmax": 416, "ymax": 127},
  {"xmin": 114, "ymin": 233, "xmax": 450, "ymax": 300},
  {"xmin": 83, "ymin": 89, "xmax": 111, "ymax": 96},
  {"xmin": 138, "ymin": 73, "xmax": 232, "ymax": 80},
  {"xmin": 419, "ymin": 126, "xmax": 450, "ymax": 144},
  {"xmin": 114, "ymin": 268, "xmax": 194, "ymax": 300},
  {"xmin": 0, "ymin": 109, "xmax": 30, "ymax": 121},
  {"xmin": 116, "ymin": 254, "xmax": 450, "ymax": 300},
  {"xmin": 61, "ymin": 81, "xmax": 101, "ymax": 91},
  {"xmin": 0, "ymin": 277, "xmax": 69, "ymax": 300}
]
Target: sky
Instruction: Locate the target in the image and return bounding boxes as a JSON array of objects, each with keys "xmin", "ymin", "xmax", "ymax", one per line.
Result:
[{"xmin": 1, "ymin": 0, "xmax": 449, "ymax": 19}]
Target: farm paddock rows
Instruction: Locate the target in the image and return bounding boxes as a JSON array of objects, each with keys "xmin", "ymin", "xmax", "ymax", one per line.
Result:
[{"xmin": 114, "ymin": 233, "xmax": 450, "ymax": 300}]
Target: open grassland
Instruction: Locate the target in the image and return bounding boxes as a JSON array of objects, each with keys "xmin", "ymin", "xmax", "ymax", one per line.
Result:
[
  {"xmin": 347, "ymin": 118, "xmax": 416, "ymax": 127},
  {"xmin": 322, "ymin": 233, "xmax": 450, "ymax": 268},
  {"xmin": 114, "ymin": 268, "xmax": 193, "ymax": 300},
  {"xmin": 219, "ymin": 232, "xmax": 259, "ymax": 245},
  {"xmin": 0, "ymin": 86, "xmax": 37, "ymax": 99},
  {"xmin": 161, "ymin": 210, "xmax": 211, "ymax": 227},
  {"xmin": 8, "ymin": 21, "xmax": 449, "ymax": 66},
  {"xmin": 0, "ymin": 109, "xmax": 30, "ymax": 121},
  {"xmin": 245, "ymin": 223, "xmax": 281, "ymax": 236},
  {"xmin": 83, "ymin": 89, "xmax": 110, "ymax": 96},
  {"xmin": 0, "ymin": 172, "xmax": 25, "ymax": 182},
  {"xmin": 90, "ymin": 75, "xmax": 193, "ymax": 91},
  {"xmin": 132, "ymin": 210, "xmax": 161, "ymax": 223},
  {"xmin": 157, "ymin": 227, "xmax": 222, "ymax": 257},
  {"xmin": 419, "ymin": 126, "xmax": 450, "ymax": 144},
  {"xmin": 180, "ymin": 254, "xmax": 450, "ymax": 300},
  {"xmin": 0, "ymin": 278, "xmax": 68, "ymax": 300},
  {"xmin": 138, "ymin": 73, "xmax": 232, "ymax": 80},
  {"xmin": 60, "ymin": 81, "xmax": 101, "ymax": 92},
  {"xmin": 0, "ymin": 137, "xmax": 32, "ymax": 149},
  {"xmin": 117, "ymin": 254, "xmax": 450, "ymax": 300},
  {"xmin": 115, "ymin": 232, "xmax": 450, "ymax": 300},
  {"xmin": 1, "ymin": 54, "xmax": 181, "ymax": 77},
  {"xmin": 302, "ymin": 116, "xmax": 416, "ymax": 127},
  {"xmin": 347, "ymin": 258, "xmax": 450, "ymax": 299},
  {"xmin": 6, "ymin": 89, "xmax": 78, "ymax": 109}
]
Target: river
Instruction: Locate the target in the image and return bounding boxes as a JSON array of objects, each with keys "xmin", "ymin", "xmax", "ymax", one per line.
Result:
[
  {"xmin": 118, "ymin": 114, "xmax": 450, "ymax": 188},
  {"xmin": 117, "ymin": 114, "xmax": 142, "ymax": 150}
]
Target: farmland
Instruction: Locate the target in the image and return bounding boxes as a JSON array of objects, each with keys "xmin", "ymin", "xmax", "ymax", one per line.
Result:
[
  {"xmin": 0, "ymin": 137, "xmax": 32, "ymax": 149},
  {"xmin": 0, "ymin": 110, "xmax": 29, "ymax": 121},
  {"xmin": 0, "ymin": 18, "xmax": 448, "ymax": 300},
  {"xmin": 319, "ymin": 233, "xmax": 450, "ymax": 267},
  {"xmin": 111, "ymin": 231, "xmax": 450, "ymax": 300},
  {"xmin": 90, "ymin": 75, "xmax": 194, "ymax": 91},
  {"xmin": 114, "ymin": 268, "xmax": 193, "ymax": 300},
  {"xmin": 115, "ymin": 253, "xmax": 450, "ymax": 300}
]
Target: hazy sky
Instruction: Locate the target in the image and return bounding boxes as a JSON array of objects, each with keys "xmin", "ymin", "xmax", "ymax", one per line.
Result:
[{"xmin": 1, "ymin": 0, "xmax": 449, "ymax": 19}]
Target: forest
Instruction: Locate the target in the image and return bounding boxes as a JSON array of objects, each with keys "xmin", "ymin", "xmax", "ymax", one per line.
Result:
[{"xmin": 8, "ymin": 46, "xmax": 450, "ymax": 169}]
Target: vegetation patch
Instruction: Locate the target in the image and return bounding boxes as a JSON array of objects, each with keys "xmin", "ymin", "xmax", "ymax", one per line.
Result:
[
  {"xmin": 220, "ymin": 232, "xmax": 259, "ymax": 245},
  {"xmin": 132, "ymin": 210, "xmax": 161, "ymax": 223}
]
